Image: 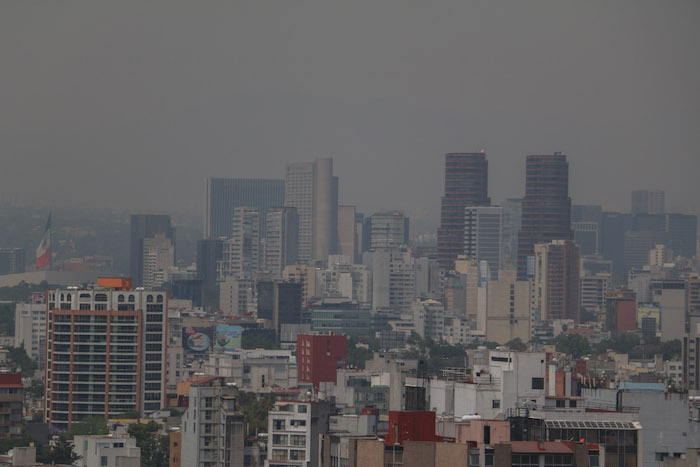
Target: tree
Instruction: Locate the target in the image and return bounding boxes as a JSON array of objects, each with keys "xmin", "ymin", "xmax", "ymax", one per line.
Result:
[
  {"xmin": 45, "ymin": 434, "xmax": 81, "ymax": 465},
  {"xmin": 6, "ymin": 344, "xmax": 37, "ymax": 376},
  {"xmin": 594, "ymin": 332, "xmax": 641, "ymax": 355},
  {"xmin": 579, "ymin": 308, "xmax": 596, "ymax": 323},
  {"xmin": 66, "ymin": 416, "xmax": 109, "ymax": 439},
  {"xmin": 554, "ymin": 334, "xmax": 591, "ymax": 359},
  {"xmin": 651, "ymin": 339, "xmax": 682, "ymax": 360},
  {"xmin": 346, "ymin": 336, "xmax": 377, "ymax": 369},
  {"xmin": 238, "ymin": 391, "xmax": 275, "ymax": 435},
  {"xmin": 505, "ymin": 338, "xmax": 527, "ymax": 351},
  {"xmin": 128, "ymin": 421, "xmax": 169, "ymax": 467},
  {"xmin": 115, "ymin": 410, "xmax": 141, "ymax": 419}
]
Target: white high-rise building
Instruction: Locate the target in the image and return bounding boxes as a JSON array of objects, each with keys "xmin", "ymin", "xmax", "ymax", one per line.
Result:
[
  {"xmin": 264, "ymin": 207, "xmax": 299, "ymax": 277},
  {"xmin": 218, "ymin": 207, "xmax": 260, "ymax": 280},
  {"xmin": 285, "ymin": 158, "xmax": 338, "ymax": 264},
  {"xmin": 142, "ymin": 233, "xmax": 174, "ymax": 289},
  {"xmin": 364, "ymin": 247, "xmax": 415, "ymax": 311},
  {"xmin": 14, "ymin": 302, "xmax": 46, "ymax": 370},
  {"xmin": 465, "ymin": 206, "xmax": 502, "ymax": 280}
]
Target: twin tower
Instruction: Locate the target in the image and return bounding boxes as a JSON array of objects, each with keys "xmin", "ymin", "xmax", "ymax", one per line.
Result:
[{"xmin": 437, "ymin": 152, "xmax": 572, "ymax": 278}]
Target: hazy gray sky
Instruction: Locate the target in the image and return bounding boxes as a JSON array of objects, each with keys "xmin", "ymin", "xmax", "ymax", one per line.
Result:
[{"xmin": 2, "ymin": 1, "xmax": 699, "ymax": 222}]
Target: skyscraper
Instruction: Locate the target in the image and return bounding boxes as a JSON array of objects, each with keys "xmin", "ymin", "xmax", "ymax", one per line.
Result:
[
  {"xmin": 337, "ymin": 205, "xmax": 357, "ymax": 261},
  {"xmin": 500, "ymin": 198, "xmax": 522, "ymax": 268},
  {"xmin": 130, "ymin": 215, "xmax": 174, "ymax": 287},
  {"xmin": 218, "ymin": 207, "xmax": 260, "ymax": 280},
  {"xmin": 45, "ymin": 279, "xmax": 167, "ymax": 429},
  {"xmin": 517, "ymin": 154, "xmax": 573, "ymax": 279},
  {"xmin": 532, "ymin": 240, "xmax": 580, "ymax": 322},
  {"xmin": 264, "ymin": 207, "xmax": 299, "ymax": 277},
  {"xmin": 285, "ymin": 158, "xmax": 338, "ymax": 264},
  {"xmin": 205, "ymin": 178, "xmax": 285, "ymax": 238},
  {"xmin": 464, "ymin": 206, "xmax": 502, "ymax": 279},
  {"xmin": 631, "ymin": 189, "xmax": 665, "ymax": 215},
  {"xmin": 437, "ymin": 152, "xmax": 490, "ymax": 270},
  {"xmin": 367, "ymin": 211, "xmax": 410, "ymax": 249}
]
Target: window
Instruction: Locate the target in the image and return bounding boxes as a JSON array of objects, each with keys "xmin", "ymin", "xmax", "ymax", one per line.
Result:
[
  {"xmin": 512, "ymin": 454, "xmax": 539, "ymax": 467},
  {"xmin": 272, "ymin": 434, "xmax": 288, "ymax": 445},
  {"xmin": 556, "ymin": 399, "xmax": 566, "ymax": 408},
  {"xmin": 101, "ymin": 456, "xmax": 108, "ymax": 466},
  {"xmin": 273, "ymin": 419, "xmax": 285, "ymax": 430},
  {"xmin": 531, "ymin": 377, "xmax": 544, "ymax": 389},
  {"xmin": 290, "ymin": 434, "xmax": 305, "ymax": 446},
  {"xmin": 290, "ymin": 419, "xmax": 306, "ymax": 427},
  {"xmin": 289, "ymin": 450, "xmax": 305, "ymax": 461},
  {"xmin": 297, "ymin": 405, "xmax": 307, "ymax": 413},
  {"xmin": 492, "ymin": 400, "xmax": 500, "ymax": 409}
]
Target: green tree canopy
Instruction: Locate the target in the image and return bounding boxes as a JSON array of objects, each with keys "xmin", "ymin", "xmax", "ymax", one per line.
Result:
[
  {"xmin": 128, "ymin": 421, "xmax": 169, "ymax": 467},
  {"xmin": 505, "ymin": 338, "xmax": 527, "ymax": 351},
  {"xmin": 66, "ymin": 416, "xmax": 109, "ymax": 439},
  {"xmin": 554, "ymin": 334, "xmax": 591, "ymax": 359},
  {"xmin": 45, "ymin": 434, "xmax": 81, "ymax": 465},
  {"xmin": 237, "ymin": 391, "xmax": 275, "ymax": 435}
]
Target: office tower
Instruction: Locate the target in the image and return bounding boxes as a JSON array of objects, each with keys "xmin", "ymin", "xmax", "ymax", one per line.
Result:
[
  {"xmin": 337, "ymin": 205, "xmax": 357, "ymax": 262},
  {"xmin": 296, "ymin": 333, "xmax": 347, "ymax": 389},
  {"xmin": 219, "ymin": 276, "xmax": 253, "ymax": 316},
  {"xmin": 415, "ymin": 257, "xmax": 443, "ymax": 299},
  {"xmin": 0, "ymin": 374, "xmax": 23, "ymax": 438},
  {"xmin": 624, "ymin": 230, "xmax": 668, "ymax": 272},
  {"xmin": 437, "ymin": 152, "xmax": 490, "ymax": 270},
  {"xmin": 653, "ymin": 280, "xmax": 687, "ymax": 342},
  {"xmin": 605, "ymin": 289, "xmax": 637, "ymax": 333},
  {"xmin": 500, "ymin": 198, "xmax": 522, "ymax": 268},
  {"xmin": 367, "ymin": 211, "xmax": 410, "ymax": 249},
  {"xmin": 532, "ymin": 240, "xmax": 580, "ymax": 322},
  {"xmin": 130, "ymin": 215, "xmax": 174, "ymax": 287},
  {"xmin": 197, "ymin": 237, "xmax": 224, "ymax": 306},
  {"xmin": 141, "ymin": 233, "xmax": 175, "ymax": 289},
  {"xmin": 285, "ymin": 158, "xmax": 338, "ymax": 264},
  {"xmin": 218, "ymin": 207, "xmax": 260, "ymax": 280},
  {"xmin": 517, "ymin": 154, "xmax": 573, "ymax": 279},
  {"xmin": 14, "ymin": 302, "xmax": 47, "ymax": 370},
  {"xmin": 205, "ymin": 178, "xmax": 285, "ymax": 238},
  {"xmin": 181, "ymin": 377, "xmax": 244, "ymax": 467},
  {"xmin": 600, "ymin": 212, "xmax": 632, "ymax": 281},
  {"xmin": 464, "ymin": 206, "xmax": 502, "ymax": 279},
  {"xmin": 364, "ymin": 247, "xmax": 415, "ymax": 311},
  {"xmin": 45, "ymin": 280, "xmax": 167, "ymax": 429},
  {"xmin": 572, "ymin": 205, "xmax": 603, "ymax": 223},
  {"xmin": 257, "ymin": 280, "xmax": 302, "ymax": 335},
  {"xmin": 667, "ymin": 213, "xmax": 698, "ymax": 259},
  {"xmin": 573, "ymin": 222, "xmax": 599, "ymax": 256},
  {"xmin": 354, "ymin": 213, "xmax": 366, "ymax": 259},
  {"xmin": 0, "ymin": 248, "xmax": 25, "ymax": 275},
  {"xmin": 264, "ymin": 207, "xmax": 299, "ymax": 277},
  {"xmin": 631, "ymin": 189, "xmax": 665, "ymax": 215},
  {"xmin": 580, "ymin": 273, "xmax": 611, "ymax": 313}
]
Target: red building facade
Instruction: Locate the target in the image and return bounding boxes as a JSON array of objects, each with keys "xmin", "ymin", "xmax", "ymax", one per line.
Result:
[{"xmin": 296, "ymin": 334, "xmax": 347, "ymax": 390}]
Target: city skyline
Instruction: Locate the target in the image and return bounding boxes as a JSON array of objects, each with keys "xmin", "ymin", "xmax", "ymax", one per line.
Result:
[{"xmin": 1, "ymin": 1, "xmax": 699, "ymax": 218}]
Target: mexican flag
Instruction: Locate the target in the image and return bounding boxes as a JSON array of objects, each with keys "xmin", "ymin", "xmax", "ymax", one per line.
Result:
[{"xmin": 36, "ymin": 213, "xmax": 51, "ymax": 269}]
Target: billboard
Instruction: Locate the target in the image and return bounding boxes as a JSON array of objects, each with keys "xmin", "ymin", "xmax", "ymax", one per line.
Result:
[
  {"xmin": 214, "ymin": 326, "xmax": 242, "ymax": 350},
  {"xmin": 182, "ymin": 326, "xmax": 214, "ymax": 353}
]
